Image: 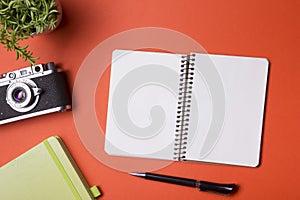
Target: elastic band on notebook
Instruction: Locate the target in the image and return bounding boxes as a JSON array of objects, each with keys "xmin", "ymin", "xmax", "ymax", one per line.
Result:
[{"xmin": 44, "ymin": 140, "xmax": 82, "ymax": 200}]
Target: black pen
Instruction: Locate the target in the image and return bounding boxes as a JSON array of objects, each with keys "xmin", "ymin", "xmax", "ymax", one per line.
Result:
[{"xmin": 129, "ymin": 172, "xmax": 237, "ymax": 195}]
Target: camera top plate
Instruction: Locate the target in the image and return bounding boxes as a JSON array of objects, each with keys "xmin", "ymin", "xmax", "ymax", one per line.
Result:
[{"xmin": 0, "ymin": 63, "xmax": 57, "ymax": 87}]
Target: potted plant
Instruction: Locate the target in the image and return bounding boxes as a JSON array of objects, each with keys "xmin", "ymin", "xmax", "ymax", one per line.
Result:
[{"xmin": 0, "ymin": 0, "xmax": 62, "ymax": 65}]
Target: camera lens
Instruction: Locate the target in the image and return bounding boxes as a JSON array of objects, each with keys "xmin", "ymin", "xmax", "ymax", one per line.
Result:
[
  {"xmin": 6, "ymin": 80, "xmax": 41, "ymax": 113},
  {"xmin": 12, "ymin": 88, "xmax": 27, "ymax": 103}
]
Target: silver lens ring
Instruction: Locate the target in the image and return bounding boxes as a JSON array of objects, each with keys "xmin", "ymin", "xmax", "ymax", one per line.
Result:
[{"xmin": 6, "ymin": 79, "xmax": 40, "ymax": 113}]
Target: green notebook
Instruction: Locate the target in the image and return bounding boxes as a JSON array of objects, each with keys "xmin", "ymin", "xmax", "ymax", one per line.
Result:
[{"xmin": 0, "ymin": 136, "xmax": 101, "ymax": 200}]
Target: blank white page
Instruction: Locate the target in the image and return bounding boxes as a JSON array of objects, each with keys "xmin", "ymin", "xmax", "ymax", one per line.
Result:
[
  {"xmin": 186, "ymin": 53, "xmax": 269, "ymax": 167},
  {"xmin": 105, "ymin": 50, "xmax": 183, "ymax": 160}
]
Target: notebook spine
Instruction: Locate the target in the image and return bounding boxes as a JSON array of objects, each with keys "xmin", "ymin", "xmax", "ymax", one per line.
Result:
[{"xmin": 174, "ymin": 54, "xmax": 195, "ymax": 161}]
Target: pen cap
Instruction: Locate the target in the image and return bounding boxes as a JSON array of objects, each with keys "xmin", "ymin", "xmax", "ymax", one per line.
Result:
[{"xmin": 198, "ymin": 181, "xmax": 237, "ymax": 195}]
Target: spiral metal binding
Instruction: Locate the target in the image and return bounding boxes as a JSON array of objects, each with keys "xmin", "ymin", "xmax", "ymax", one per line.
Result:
[{"xmin": 173, "ymin": 54, "xmax": 195, "ymax": 161}]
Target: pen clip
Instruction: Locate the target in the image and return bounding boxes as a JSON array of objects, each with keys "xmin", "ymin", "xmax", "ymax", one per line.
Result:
[{"xmin": 198, "ymin": 181, "xmax": 237, "ymax": 195}]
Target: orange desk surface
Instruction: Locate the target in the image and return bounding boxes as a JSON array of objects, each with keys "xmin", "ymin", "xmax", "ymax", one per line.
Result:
[{"xmin": 0, "ymin": 0, "xmax": 299, "ymax": 199}]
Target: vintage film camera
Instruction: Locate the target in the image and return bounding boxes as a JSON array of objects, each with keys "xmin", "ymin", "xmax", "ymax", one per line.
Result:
[{"xmin": 0, "ymin": 62, "xmax": 71, "ymax": 125}]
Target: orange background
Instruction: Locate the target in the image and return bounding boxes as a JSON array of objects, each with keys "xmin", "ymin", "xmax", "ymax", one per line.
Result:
[{"xmin": 0, "ymin": 0, "xmax": 299, "ymax": 199}]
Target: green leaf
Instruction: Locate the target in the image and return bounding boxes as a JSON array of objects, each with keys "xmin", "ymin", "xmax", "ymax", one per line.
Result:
[{"xmin": 0, "ymin": 0, "xmax": 60, "ymax": 64}]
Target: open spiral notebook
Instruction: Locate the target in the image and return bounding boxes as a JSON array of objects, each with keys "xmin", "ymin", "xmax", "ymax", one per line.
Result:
[{"xmin": 104, "ymin": 49, "xmax": 269, "ymax": 167}]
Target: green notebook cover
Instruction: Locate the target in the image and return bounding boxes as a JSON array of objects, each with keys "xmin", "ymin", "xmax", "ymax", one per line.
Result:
[{"xmin": 0, "ymin": 136, "xmax": 101, "ymax": 200}]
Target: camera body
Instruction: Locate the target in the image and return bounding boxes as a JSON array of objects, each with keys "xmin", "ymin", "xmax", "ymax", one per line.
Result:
[{"xmin": 0, "ymin": 62, "xmax": 71, "ymax": 125}]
